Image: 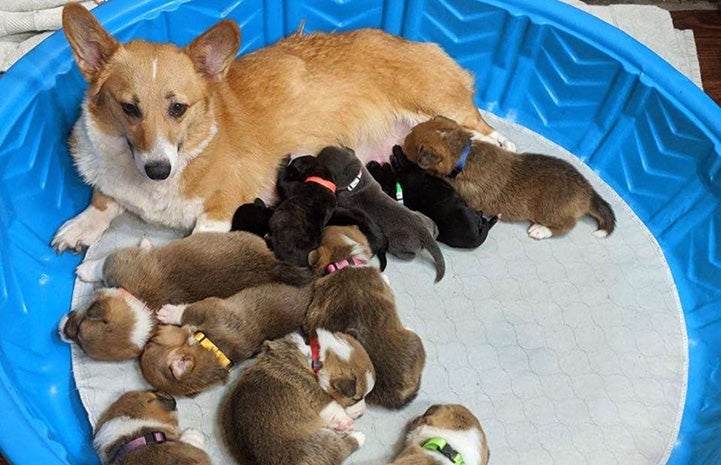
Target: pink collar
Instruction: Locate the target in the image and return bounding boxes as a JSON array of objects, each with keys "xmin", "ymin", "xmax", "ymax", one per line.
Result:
[
  {"xmin": 109, "ymin": 431, "xmax": 168, "ymax": 462},
  {"xmin": 324, "ymin": 256, "xmax": 367, "ymax": 275},
  {"xmin": 304, "ymin": 176, "xmax": 337, "ymax": 193}
]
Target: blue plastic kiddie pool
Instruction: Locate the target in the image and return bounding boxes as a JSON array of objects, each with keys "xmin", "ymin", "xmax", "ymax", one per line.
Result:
[{"xmin": 0, "ymin": 0, "xmax": 719, "ymax": 464}]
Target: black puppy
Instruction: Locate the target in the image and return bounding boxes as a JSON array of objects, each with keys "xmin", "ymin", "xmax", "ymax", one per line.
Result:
[
  {"xmin": 367, "ymin": 146, "xmax": 498, "ymax": 249},
  {"xmin": 316, "ymin": 146, "xmax": 445, "ymax": 282},
  {"xmin": 232, "ymin": 198, "xmax": 275, "ymax": 239}
]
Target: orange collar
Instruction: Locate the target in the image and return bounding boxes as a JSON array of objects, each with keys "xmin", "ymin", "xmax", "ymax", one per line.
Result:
[{"xmin": 304, "ymin": 176, "xmax": 337, "ymax": 193}]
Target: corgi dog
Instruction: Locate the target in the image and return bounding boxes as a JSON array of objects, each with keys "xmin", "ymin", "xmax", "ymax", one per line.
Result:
[
  {"xmin": 92, "ymin": 390, "xmax": 210, "ymax": 465},
  {"xmin": 390, "ymin": 404, "xmax": 490, "ymax": 465},
  {"xmin": 221, "ymin": 330, "xmax": 375, "ymax": 465},
  {"xmin": 403, "ymin": 115, "xmax": 616, "ymax": 240},
  {"xmin": 140, "ymin": 283, "xmax": 311, "ymax": 396},
  {"xmin": 304, "ymin": 225, "xmax": 426, "ymax": 409},
  {"xmin": 52, "ymin": 3, "xmax": 513, "ymax": 253}
]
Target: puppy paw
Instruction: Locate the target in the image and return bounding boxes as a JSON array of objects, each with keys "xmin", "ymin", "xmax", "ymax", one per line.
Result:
[
  {"xmin": 528, "ymin": 223, "xmax": 552, "ymax": 240},
  {"xmin": 179, "ymin": 428, "xmax": 206, "ymax": 450},
  {"xmin": 76, "ymin": 258, "xmax": 105, "ymax": 282},
  {"xmin": 192, "ymin": 215, "xmax": 231, "ymax": 234},
  {"xmin": 381, "ymin": 273, "xmax": 391, "ymax": 285},
  {"xmin": 350, "ymin": 431, "xmax": 366, "ymax": 448},
  {"xmin": 157, "ymin": 304, "xmax": 187, "ymax": 325},
  {"xmin": 593, "ymin": 229, "xmax": 610, "ymax": 238},
  {"xmin": 345, "ymin": 399, "xmax": 366, "ymax": 419},
  {"xmin": 320, "ymin": 401, "xmax": 355, "ymax": 432},
  {"xmin": 139, "ymin": 237, "xmax": 154, "ymax": 251}
]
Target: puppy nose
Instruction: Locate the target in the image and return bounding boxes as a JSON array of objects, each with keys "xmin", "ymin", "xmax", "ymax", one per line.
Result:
[{"xmin": 145, "ymin": 161, "xmax": 171, "ymax": 180}]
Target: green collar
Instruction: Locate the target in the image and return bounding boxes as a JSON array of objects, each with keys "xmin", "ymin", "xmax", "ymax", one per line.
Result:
[{"xmin": 422, "ymin": 437, "xmax": 466, "ymax": 465}]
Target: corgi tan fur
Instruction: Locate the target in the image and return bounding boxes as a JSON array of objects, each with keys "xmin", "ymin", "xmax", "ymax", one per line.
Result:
[
  {"xmin": 304, "ymin": 226, "xmax": 426, "ymax": 409},
  {"xmin": 390, "ymin": 404, "xmax": 490, "ymax": 465},
  {"xmin": 221, "ymin": 330, "xmax": 375, "ymax": 465},
  {"xmin": 76, "ymin": 231, "xmax": 312, "ymax": 310},
  {"xmin": 58, "ymin": 287, "xmax": 154, "ymax": 361},
  {"xmin": 52, "ymin": 3, "xmax": 513, "ymax": 253},
  {"xmin": 403, "ymin": 116, "xmax": 616, "ymax": 240},
  {"xmin": 93, "ymin": 390, "xmax": 210, "ymax": 465},
  {"xmin": 140, "ymin": 283, "xmax": 312, "ymax": 396}
]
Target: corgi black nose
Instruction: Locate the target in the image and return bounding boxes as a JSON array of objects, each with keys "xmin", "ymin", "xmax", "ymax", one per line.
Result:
[{"xmin": 145, "ymin": 161, "xmax": 171, "ymax": 180}]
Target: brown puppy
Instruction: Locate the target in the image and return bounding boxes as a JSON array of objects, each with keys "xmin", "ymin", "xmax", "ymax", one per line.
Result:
[
  {"xmin": 304, "ymin": 226, "xmax": 426, "ymax": 409},
  {"xmin": 390, "ymin": 404, "xmax": 490, "ymax": 465},
  {"xmin": 140, "ymin": 283, "xmax": 311, "ymax": 396},
  {"xmin": 222, "ymin": 330, "xmax": 375, "ymax": 465},
  {"xmin": 403, "ymin": 116, "xmax": 616, "ymax": 240},
  {"xmin": 75, "ymin": 231, "xmax": 313, "ymax": 309},
  {"xmin": 92, "ymin": 390, "xmax": 210, "ymax": 465}
]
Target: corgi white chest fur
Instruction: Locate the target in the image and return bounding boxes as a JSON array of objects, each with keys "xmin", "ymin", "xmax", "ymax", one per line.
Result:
[{"xmin": 72, "ymin": 104, "xmax": 206, "ymax": 231}]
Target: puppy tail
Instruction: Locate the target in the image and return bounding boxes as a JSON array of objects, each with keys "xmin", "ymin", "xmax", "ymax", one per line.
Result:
[
  {"xmin": 421, "ymin": 232, "xmax": 446, "ymax": 283},
  {"xmin": 588, "ymin": 192, "xmax": 616, "ymax": 237},
  {"xmin": 271, "ymin": 262, "xmax": 314, "ymax": 287}
]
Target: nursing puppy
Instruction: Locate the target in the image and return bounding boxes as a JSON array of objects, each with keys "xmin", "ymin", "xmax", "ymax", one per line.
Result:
[
  {"xmin": 316, "ymin": 146, "xmax": 445, "ymax": 282},
  {"xmin": 390, "ymin": 404, "xmax": 490, "ymax": 465},
  {"xmin": 304, "ymin": 226, "xmax": 426, "ymax": 409},
  {"xmin": 367, "ymin": 146, "xmax": 498, "ymax": 249},
  {"xmin": 221, "ymin": 330, "xmax": 374, "ymax": 465},
  {"xmin": 403, "ymin": 116, "xmax": 616, "ymax": 240},
  {"xmin": 76, "ymin": 231, "xmax": 312, "ymax": 309},
  {"xmin": 53, "ymin": 5, "xmax": 512, "ymax": 254},
  {"xmin": 92, "ymin": 390, "xmax": 210, "ymax": 465},
  {"xmin": 140, "ymin": 283, "xmax": 311, "ymax": 396}
]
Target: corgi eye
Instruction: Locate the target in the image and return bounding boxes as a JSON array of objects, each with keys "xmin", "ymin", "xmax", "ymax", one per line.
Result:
[
  {"xmin": 121, "ymin": 102, "xmax": 141, "ymax": 118},
  {"xmin": 169, "ymin": 102, "xmax": 188, "ymax": 119}
]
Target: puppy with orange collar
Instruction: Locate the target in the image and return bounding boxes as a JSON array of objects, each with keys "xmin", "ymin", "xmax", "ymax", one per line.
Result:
[
  {"xmin": 52, "ymin": 3, "xmax": 513, "ymax": 253},
  {"xmin": 93, "ymin": 390, "xmax": 210, "ymax": 465}
]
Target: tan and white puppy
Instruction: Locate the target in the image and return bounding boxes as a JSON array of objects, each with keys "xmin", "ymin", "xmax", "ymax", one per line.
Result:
[
  {"xmin": 140, "ymin": 283, "xmax": 312, "ymax": 396},
  {"xmin": 52, "ymin": 3, "xmax": 513, "ymax": 253},
  {"xmin": 304, "ymin": 226, "xmax": 426, "ymax": 409},
  {"xmin": 59, "ymin": 287, "xmax": 154, "ymax": 361},
  {"xmin": 390, "ymin": 404, "xmax": 490, "ymax": 465},
  {"xmin": 93, "ymin": 390, "xmax": 210, "ymax": 465},
  {"xmin": 221, "ymin": 330, "xmax": 375, "ymax": 465}
]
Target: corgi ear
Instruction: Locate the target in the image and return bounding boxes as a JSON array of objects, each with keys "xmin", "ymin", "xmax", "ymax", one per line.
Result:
[
  {"xmin": 62, "ymin": 3, "xmax": 120, "ymax": 81},
  {"xmin": 417, "ymin": 147, "xmax": 441, "ymax": 170},
  {"xmin": 186, "ymin": 20, "xmax": 241, "ymax": 80}
]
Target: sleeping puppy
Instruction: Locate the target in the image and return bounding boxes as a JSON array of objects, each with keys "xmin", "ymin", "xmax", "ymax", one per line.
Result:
[
  {"xmin": 231, "ymin": 197, "xmax": 275, "ymax": 240},
  {"xmin": 221, "ymin": 330, "xmax": 374, "ymax": 465},
  {"xmin": 390, "ymin": 404, "xmax": 490, "ymax": 465},
  {"xmin": 75, "ymin": 231, "xmax": 313, "ymax": 309},
  {"xmin": 139, "ymin": 283, "xmax": 311, "ymax": 396},
  {"xmin": 316, "ymin": 146, "xmax": 445, "ymax": 282},
  {"xmin": 93, "ymin": 390, "xmax": 210, "ymax": 465},
  {"xmin": 403, "ymin": 116, "xmax": 616, "ymax": 240},
  {"xmin": 304, "ymin": 226, "xmax": 426, "ymax": 409},
  {"xmin": 367, "ymin": 146, "xmax": 499, "ymax": 249}
]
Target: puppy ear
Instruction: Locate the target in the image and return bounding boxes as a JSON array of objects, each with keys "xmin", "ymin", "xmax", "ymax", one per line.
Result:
[
  {"xmin": 308, "ymin": 249, "xmax": 321, "ymax": 267},
  {"xmin": 417, "ymin": 147, "xmax": 441, "ymax": 169},
  {"xmin": 85, "ymin": 301, "xmax": 107, "ymax": 321},
  {"xmin": 186, "ymin": 20, "xmax": 240, "ymax": 80},
  {"xmin": 345, "ymin": 327, "xmax": 364, "ymax": 344},
  {"xmin": 333, "ymin": 378, "xmax": 357, "ymax": 399},
  {"xmin": 62, "ymin": 3, "xmax": 120, "ymax": 81}
]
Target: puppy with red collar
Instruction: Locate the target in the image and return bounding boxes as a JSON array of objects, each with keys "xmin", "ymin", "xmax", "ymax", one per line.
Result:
[{"xmin": 92, "ymin": 390, "xmax": 210, "ymax": 465}]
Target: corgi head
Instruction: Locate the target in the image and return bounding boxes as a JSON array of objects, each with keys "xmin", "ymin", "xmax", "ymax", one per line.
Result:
[
  {"xmin": 58, "ymin": 288, "xmax": 154, "ymax": 361},
  {"xmin": 406, "ymin": 404, "xmax": 490, "ymax": 465},
  {"xmin": 308, "ymin": 225, "xmax": 373, "ymax": 275},
  {"xmin": 403, "ymin": 116, "xmax": 473, "ymax": 177},
  {"xmin": 62, "ymin": 3, "xmax": 240, "ymax": 180},
  {"xmin": 140, "ymin": 325, "xmax": 230, "ymax": 397}
]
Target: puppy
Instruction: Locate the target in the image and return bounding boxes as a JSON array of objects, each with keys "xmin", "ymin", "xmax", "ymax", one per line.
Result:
[
  {"xmin": 316, "ymin": 146, "xmax": 445, "ymax": 282},
  {"xmin": 367, "ymin": 146, "xmax": 498, "ymax": 248},
  {"xmin": 304, "ymin": 226, "xmax": 426, "ymax": 409},
  {"xmin": 221, "ymin": 330, "xmax": 374, "ymax": 465},
  {"xmin": 231, "ymin": 197, "xmax": 275, "ymax": 239},
  {"xmin": 140, "ymin": 283, "xmax": 311, "ymax": 396},
  {"xmin": 59, "ymin": 287, "xmax": 155, "ymax": 361},
  {"xmin": 92, "ymin": 390, "xmax": 210, "ymax": 465},
  {"xmin": 53, "ymin": 5, "xmax": 512, "ymax": 254},
  {"xmin": 403, "ymin": 116, "xmax": 616, "ymax": 240},
  {"xmin": 390, "ymin": 404, "xmax": 490, "ymax": 465},
  {"xmin": 76, "ymin": 231, "xmax": 313, "ymax": 309}
]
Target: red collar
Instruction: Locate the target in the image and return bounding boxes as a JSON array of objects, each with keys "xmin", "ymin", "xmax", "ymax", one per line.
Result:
[
  {"xmin": 304, "ymin": 176, "xmax": 337, "ymax": 193},
  {"xmin": 309, "ymin": 337, "xmax": 323, "ymax": 373},
  {"xmin": 324, "ymin": 256, "xmax": 367, "ymax": 275},
  {"xmin": 109, "ymin": 431, "xmax": 168, "ymax": 463}
]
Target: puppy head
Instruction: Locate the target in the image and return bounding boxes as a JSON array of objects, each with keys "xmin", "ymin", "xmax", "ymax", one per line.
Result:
[
  {"xmin": 308, "ymin": 225, "xmax": 372, "ymax": 275},
  {"xmin": 62, "ymin": 3, "xmax": 240, "ymax": 181},
  {"xmin": 406, "ymin": 404, "xmax": 490, "ymax": 465},
  {"xmin": 316, "ymin": 146, "xmax": 363, "ymax": 189},
  {"xmin": 140, "ymin": 325, "xmax": 230, "ymax": 397},
  {"xmin": 402, "ymin": 116, "xmax": 473, "ymax": 176},
  {"xmin": 277, "ymin": 155, "xmax": 336, "ymax": 198},
  {"xmin": 58, "ymin": 288, "xmax": 154, "ymax": 361}
]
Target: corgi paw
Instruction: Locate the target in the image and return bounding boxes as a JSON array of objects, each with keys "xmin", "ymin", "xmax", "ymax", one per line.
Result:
[
  {"xmin": 192, "ymin": 215, "xmax": 231, "ymax": 234},
  {"xmin": 472, "ymin": 130, "xmax": 517, "ymax": 152},
  {"xmin": 321, "ymin": 401, "xmax": 355, "ymax": 432},
  {"xmin": 345, "ymin": 399, "xmax": 366, "ymax": 419},
  {"xmin": 350, "ymin": 431, "xmax": 366, "ymax": 448},
  {"xmin": 179, "ymin": 429, "xmax": 206, "ymax": 450},
  {"xmin": 528, "ymin": 224, "xmax": 552, "ymax": 240},
  {"xmin": 593, "ymin": 229, "xmax": 610, "ymax": 238},
  {"xmin": 51, "ymin": 204, "xmax": 121, "ymax": 253},
  {"xmin": 76, "ymin": 258, "xmax": 105, "ymax": 282},
  {"xmin": 157, "ymin": 304, "xmax": 187, "ymax": 325}
]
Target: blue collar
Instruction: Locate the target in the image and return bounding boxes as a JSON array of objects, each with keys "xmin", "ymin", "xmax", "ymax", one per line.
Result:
[{"xmin": 449, "ymin": 141, "xmax": 471, "ymax": 178}]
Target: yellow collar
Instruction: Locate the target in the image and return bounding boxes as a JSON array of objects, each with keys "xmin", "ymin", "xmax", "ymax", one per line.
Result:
[{"xmin": 193, "ymin": 331, "xmax": 233, "ymax": 370}]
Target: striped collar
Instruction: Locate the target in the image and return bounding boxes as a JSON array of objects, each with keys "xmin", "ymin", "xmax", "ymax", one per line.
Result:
[{"xmin": 193, "ymin": 331, "xmax": 233, "ymax": 370}]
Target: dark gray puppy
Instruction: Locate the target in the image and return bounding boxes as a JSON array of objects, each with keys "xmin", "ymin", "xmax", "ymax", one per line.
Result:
[{"xmin": 316, "ymin": 146, "xmax": 445, "ymax": 282}]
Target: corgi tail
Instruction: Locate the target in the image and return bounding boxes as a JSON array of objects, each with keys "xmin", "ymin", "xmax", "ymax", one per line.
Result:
[
  {"xmin": 589, "ymin": 192, "xmax": 616, "ymax": 238},
  {"xmin": 271, "ymin": 262, "xmax": 314, "ymax": 287}
]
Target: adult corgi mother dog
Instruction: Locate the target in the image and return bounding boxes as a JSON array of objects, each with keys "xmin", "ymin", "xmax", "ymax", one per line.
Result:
[{"xmin": 52, "ymin": 3, "xmax": 513, "ymax": 252}]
